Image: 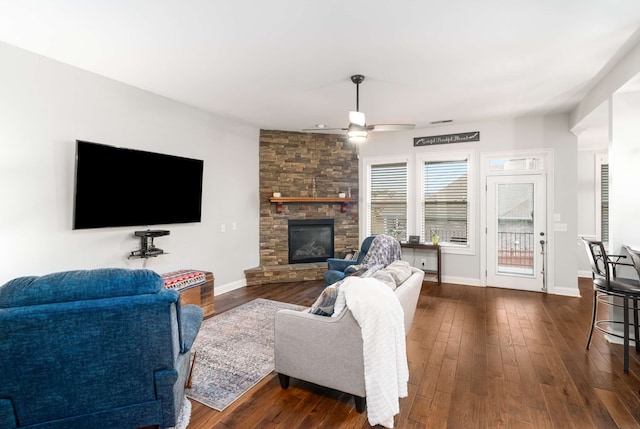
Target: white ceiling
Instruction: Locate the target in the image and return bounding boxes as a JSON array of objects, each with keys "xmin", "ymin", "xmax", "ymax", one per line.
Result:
[{"xmin": 1, "ymin": 0, "xmax": 640, "ymax": 132}]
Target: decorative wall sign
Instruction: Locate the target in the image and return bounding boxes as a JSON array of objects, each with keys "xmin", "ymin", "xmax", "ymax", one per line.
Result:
[{"xmin": 414, "ymin": 131, "xmax": 480, "ymax": 147}]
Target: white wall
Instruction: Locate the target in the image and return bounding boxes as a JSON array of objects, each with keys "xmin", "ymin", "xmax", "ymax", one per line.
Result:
[
  {"xmin": 571, "ymin": 36, "xmax": 640, "ymax": 130},
  {"xmin": 543, "ymin": 114, "xmax": 579, "ymax": 294},
  {"xmin": 360, "ymin": 114, "xmax": 579, "ymax": 295},
  {"xmin": 611, "ymin": 90, "xmax": 640, "ymax": 266},
  {"xmin": 571, "ymin": 36, "xmax": 640, "ymax": 280},
  {"xmin": 569, "ymin": 38, "xmax": 640, "ymax": 341},
  {"xmin": 576, "ymin": 149, "xmax": 607, "ymax": 275},
  {"xmin": 0, "ymin": 42, "xmax": 260, "ymax": 289}
]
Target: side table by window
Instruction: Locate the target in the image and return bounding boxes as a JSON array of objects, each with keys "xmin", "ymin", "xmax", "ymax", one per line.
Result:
[{"xmin": 400, "ymin": 242, "xmax": 441, "ymax": 284}]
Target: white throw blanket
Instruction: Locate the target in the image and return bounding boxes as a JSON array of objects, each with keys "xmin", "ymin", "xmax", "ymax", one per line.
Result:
[{"xmin": 342, "ymin": 277, "xmax": 409, "ymax": 428}]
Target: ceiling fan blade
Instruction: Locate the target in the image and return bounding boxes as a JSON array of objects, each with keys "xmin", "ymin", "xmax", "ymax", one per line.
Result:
[
  {"xmin": 348, "ymin": 111, "xmax": 366, "ymax": 127},
  {"xmin": 369, "ymin": 124, "xmax": 416, "ymax": 132},
  {"xmin": 302, "ymin": 127, "xmax": 347, "ymax": 132}
]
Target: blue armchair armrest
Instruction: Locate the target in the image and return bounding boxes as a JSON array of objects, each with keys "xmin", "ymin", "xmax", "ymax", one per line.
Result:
[
  {"xmin": 180, "ymin": 304, "xmax": 204, "ymax": 352},
  {"xmin": 327, "ymin": 258, "xmax": 359, "ymax": 272}
]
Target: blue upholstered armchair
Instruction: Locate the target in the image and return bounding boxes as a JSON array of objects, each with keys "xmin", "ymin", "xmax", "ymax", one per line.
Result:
[
  {"xmin": 0, "ymin": 268, "xmax": 204, "ymax": 429},
  {"xmin": 323, "ymin": 236, "xmax": 375, "ymax": 285}
]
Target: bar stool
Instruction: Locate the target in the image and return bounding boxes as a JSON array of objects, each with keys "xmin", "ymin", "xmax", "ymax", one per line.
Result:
[{"xmin": 582, "ymin": 238, "xmax": 640, "ymax": 373}]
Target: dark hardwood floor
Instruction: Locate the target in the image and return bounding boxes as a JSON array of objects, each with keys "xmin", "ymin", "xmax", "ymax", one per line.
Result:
[{"xmin": 187, "ymin": 277, "xmax": 640, "ymax": 428}]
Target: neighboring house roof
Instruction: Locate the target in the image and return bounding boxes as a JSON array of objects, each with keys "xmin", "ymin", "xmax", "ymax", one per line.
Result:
[{"xmin": 498, "ymin": 186, "xmax": 534, "ymax": 220}]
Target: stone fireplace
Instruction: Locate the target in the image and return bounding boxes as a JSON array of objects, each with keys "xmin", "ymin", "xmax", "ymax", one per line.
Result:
[
  {"xmin": 244, "ymin": 130, "xmax": 359, "ymax": 285},
  {"xmin": 288, "ymin": 219, "xmax": 334, "ymax": 264}
]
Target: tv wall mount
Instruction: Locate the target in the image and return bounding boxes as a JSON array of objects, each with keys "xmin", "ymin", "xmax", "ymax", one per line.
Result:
[{"xmin": 129, "ymin": 229, "xmax": 170, "ymax": 258}]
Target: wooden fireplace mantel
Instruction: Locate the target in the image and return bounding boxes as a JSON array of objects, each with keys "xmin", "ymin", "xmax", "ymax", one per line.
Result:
[{"xmin": 269, "ymin": 196, "xmax": 356, "ymax": 214}]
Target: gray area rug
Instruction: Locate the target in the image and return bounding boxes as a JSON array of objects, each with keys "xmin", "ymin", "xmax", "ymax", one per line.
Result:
[{"xmin": 186, "ymin": 298, "xmax": 306, "ymax": 411}]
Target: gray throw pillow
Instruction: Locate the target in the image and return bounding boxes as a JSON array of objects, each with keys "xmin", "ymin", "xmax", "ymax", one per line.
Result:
[
  {"xmin": 371, "ymin": 269, "xmax": 398, "ymax": 291},
  {"xmin": 308, "ymin": 282, "xmax": 341, "ymax": 316},
  {"xmin": 383, "ymin": 260, "xmax": 412, "ymax": 286},
  {"xmin": 361, "ymin": 264, "xmax": 385, "ymax": 278}
]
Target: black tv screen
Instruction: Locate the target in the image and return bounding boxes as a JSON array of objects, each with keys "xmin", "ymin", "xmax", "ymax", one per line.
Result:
[{"xmin": 73, "ymin": 140, "xmax": 204, "ymax": 229}]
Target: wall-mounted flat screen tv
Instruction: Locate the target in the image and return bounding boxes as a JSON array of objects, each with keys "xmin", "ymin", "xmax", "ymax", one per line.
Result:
[{"xmin": 73, "ymin": 140, "xmax": 204, "ymax": 230}]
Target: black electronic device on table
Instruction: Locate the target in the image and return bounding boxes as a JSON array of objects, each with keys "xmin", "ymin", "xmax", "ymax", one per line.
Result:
[
  {"xmin": 134, "ymin": 230, "xmax": 170, "ymax": 238},
  {"xmin": 129, "ymin": 230, "xmax": 170, "ymax": 259}
]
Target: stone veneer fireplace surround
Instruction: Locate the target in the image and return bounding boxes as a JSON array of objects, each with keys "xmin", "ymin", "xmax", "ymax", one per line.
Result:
[{"xmin": 244, "ymin": 130, "xmax": 360, "ymax": 285}]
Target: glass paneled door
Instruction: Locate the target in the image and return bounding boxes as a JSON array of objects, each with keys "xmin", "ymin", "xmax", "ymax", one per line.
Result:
[{"xmin": 486, "ymin": 174, "xmax": 546, "ymax": 292}]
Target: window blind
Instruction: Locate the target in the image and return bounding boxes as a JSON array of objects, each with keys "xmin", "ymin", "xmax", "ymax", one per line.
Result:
[
  {"xmin": 422, "ymin": 159, "xmax": 468, "ymax": 244},
  {"xmin": 601, "ymin": 163, "xmax": 609, "ymax": 243},
  {"xmin": 369, "ymin": 162, "xmax": 407, "ymax": 239}
]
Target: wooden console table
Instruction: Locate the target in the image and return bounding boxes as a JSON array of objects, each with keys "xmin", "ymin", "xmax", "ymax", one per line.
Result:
[{"xmin": 400, "ymin": 243, "xmax": 441, "ymax": 284}]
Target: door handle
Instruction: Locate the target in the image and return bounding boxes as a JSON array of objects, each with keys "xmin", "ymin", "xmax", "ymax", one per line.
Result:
[{"xmin": 539, "ymin": 235, "xmax": 546, "ymax": 292}]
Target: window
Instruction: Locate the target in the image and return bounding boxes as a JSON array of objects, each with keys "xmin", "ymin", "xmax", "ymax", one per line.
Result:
[
  {"xmin": 596, "ymin": 155, "xmax": 609, "ymax": 243},
  {"xmin": 419, "ymin": 155, "xmax": 470, "ymax": 249},
  {"xmin": 363, "ymin": 152, "xmax": 473, "ymax": 254},
  {"xmin": 367, "ymin": 162, "xmax": 408, "ymax": 240},
  {"xmin": 601, "ymin": 163, "xmax": 609, "ymax": 242}
]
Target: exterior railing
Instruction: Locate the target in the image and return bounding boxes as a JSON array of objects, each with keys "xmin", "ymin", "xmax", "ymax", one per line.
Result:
[{"xmin": 497, "ymin": 232, "xmax": 534, "ymax": 268}]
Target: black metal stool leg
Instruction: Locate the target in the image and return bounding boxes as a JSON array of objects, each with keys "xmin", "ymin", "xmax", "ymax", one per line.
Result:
[
  {"xmin": 624, "ymin": 296, "xmax": 630, "ymax": 373},
  {"xmin": 634, "ymin": 297, "xmax": 639, "ymax": 354},
  {"xmin": 586, "ymin": 289, "xmax": 598, "ymax": 350}
]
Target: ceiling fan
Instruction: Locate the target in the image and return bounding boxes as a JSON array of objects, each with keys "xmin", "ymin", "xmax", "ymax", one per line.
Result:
[{"xmin": 304, "ymin": 74, "xmax": 415, "ymax": 143}]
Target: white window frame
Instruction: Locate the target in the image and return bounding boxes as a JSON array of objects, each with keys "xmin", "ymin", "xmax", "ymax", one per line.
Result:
[
  {"xmin": 416, "ymin": 150, "xmax": 476, "ymax": 255},
  {"xmin": 595, "ymin": 153, "xmax": 609, "ymax": 245},
  {"xmin": 361, "ymin": 155, "xmax": 413, "ymax": 241}
]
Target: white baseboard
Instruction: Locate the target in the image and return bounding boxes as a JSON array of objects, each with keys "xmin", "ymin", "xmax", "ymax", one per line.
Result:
[
  {"xmin": 440, "ymin": 278, "xmax": 581, "ymax": 296},
  {"xmin": 552, "ymin": 286, "xmax": 581, "ymax": 297},
  {"xmin": 578, "ymin": 270, "xmax": 592, "ymax": 278},
  {"xmin": 441, "ymin": 276, "xmax": 482, "ymax": 287},
  {"xmin": 214, "ymin": 278, "xmax": 246, "ymax": 296}
]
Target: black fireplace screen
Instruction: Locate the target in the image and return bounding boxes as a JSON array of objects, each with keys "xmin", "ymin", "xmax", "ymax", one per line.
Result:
[{"xmin": 288, "ymin": 219, "xmax": 334, "ymax": 264}]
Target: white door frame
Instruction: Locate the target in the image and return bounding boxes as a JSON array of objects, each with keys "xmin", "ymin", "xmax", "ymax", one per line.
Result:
[{"xmin": 480, "ymin": 149, "xmax": 555, "ymax": 293}]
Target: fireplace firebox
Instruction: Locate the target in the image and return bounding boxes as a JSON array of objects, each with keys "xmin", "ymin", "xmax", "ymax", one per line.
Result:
[{"xmin": 288, "ymin": 219, "xmax": 334, "ymax": 264}]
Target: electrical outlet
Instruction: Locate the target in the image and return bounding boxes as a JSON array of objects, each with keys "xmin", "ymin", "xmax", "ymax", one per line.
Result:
[
  {"xmin": 232, "ymin": 222, "xmax": 237, "ymax": 231},
  {"xmin": 554, "ymin": 223, "xmax": 567, "ymax": 232},
  {"xmin": 220, "ymin": 223, "xmax": 226, "ymax": 233}
]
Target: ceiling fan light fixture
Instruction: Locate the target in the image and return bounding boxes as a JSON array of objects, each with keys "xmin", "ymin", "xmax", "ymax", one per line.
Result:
[
  {"xmin": 348, "ymin": 110, "xmax": 366, "ymax": 126},
  {"xmin": 304, "ymin": 73, "xmax": 413, "ymax": 138},
  {"xmin": 347, "ymin": 123, "xmax": 369, "ymax": 143},
  {"xmin": 347, "ymin": 130, "xmax": 368, "ymax": 143}
]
